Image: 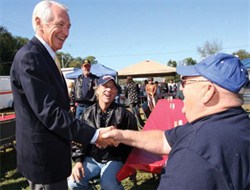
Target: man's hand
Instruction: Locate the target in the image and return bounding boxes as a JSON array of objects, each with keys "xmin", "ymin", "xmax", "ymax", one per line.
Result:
[
  {"xmin": 95, "ymin": 126, "xmax": 119, "ymax": 148},
  {"xmin": 101, "ymin": 128, "xmax": 123, "ymax": 147},
  {"xmin": 70, "ymin": 162, "xmax": 84, "ymax": 182},
  {"xmin": 70, "ymin": 106, "xmax": 75, "ymax": 113}
]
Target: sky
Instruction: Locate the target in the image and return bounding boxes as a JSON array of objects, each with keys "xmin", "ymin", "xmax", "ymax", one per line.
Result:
[{"xmin": 0, "ymin": 0, "xmax": 249, "ymax": 72}]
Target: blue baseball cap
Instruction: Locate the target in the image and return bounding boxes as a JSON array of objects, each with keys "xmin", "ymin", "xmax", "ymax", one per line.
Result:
[
  {"xmin": 177, "ymin": 53, "xmax": 249, "ymax": 93},
  {"xmin": 97, "ymin": 75, "xmax": 117, "ymax": 87}
]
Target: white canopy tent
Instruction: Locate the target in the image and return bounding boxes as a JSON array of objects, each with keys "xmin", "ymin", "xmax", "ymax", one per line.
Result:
[{"xmin": 118, "ymin": 60, "xmax": 176, "ymax": 79}]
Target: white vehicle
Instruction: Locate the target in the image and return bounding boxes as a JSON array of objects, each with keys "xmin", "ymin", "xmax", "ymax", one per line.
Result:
[{"xmin": 0, "ymin": 76, "xmax": 14, "ymax": 110}]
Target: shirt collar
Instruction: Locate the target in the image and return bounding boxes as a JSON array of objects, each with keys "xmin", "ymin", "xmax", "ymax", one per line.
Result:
[{"xmin": 35, "ymin": 34, "xmax": 56, "ymax": 59}]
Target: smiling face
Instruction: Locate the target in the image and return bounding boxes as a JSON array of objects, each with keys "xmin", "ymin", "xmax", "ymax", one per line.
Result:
[
  {"xmin": 36, "ymin": 4, "xmax": 71, "ymax": 51},
  {"xmin": 96, "ymin": 80, "xmax": 117, "ymax": 108}
]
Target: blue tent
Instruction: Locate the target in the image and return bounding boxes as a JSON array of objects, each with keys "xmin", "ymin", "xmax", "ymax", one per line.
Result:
[
  {"xmin": 241, "ymin": 58, "xmax": 250, "ymax": 68},
  {"xmin": 65, "ymin": 63, "xmax": 117, "ymax": 79}
]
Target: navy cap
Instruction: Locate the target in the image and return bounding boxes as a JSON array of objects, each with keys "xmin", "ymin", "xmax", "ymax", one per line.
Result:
[
  {"xmin": 82, "ymin": 59, "xmax": 90, "ymax": 66},
  {"xmin": 97, "ymin": 75, "xmax": 117, "ymax": 86},
  {"xmin": 177, "ymin": 53, "xmax": 249, "ymax": 93}
]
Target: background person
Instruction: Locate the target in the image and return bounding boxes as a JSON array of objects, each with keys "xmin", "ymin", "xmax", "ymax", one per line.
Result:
[
  {"xmin": 168, "ymin": 79, "xmax": 177, "ymax": 97},
  {"xmin": 68, "ymin": 75, "xmax": 138, "ymax": 190},
  {"xmin": 155, "ymin": 81, "xmax": 161, "ymax": 100},
  {"xmin": 175, "ymin": 82, "xmax": 184, "ymax": 100},
  {"xmin": 161, "ymin": 78, "xmax": 169, "ymax": 98},
  {"xmin": 146, "ymin": 77, "xmax": 156, "ymax": 111},
  {"xmin": 141, "ymin": 79, "xmax": 148, "ymax": 96},
  {"xmin": 67, "ymin": 81, "xmax": 74, "ymax": 97},
  {"xmin": 70, "ymin": 59, "xmax": 99, "ymax": 119},
  {"xmin": 139, "ymin": 79, "xmax": 148, "ymax": 103},
  {"xmin": 10, "ymin": 1, "xmax": 113, "ymax": 189},
  {"xmin": 102, "ymin": 53, "xmax": 250, "ymax": 190},
  {"xmin": 124, "ymin": 76, "xmax": 139, "ymax": 116},
  {"xmin": 124, "ymin": 76, "xmax": 144, "ymax": 129}
]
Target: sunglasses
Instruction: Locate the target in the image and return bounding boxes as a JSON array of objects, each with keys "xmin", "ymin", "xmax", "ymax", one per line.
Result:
[{"xmin": 180, "ymin": 79, "xmax": 209, "ymax": 88}]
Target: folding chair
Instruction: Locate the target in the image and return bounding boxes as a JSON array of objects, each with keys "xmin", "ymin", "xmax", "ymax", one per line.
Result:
[
  {"xmin": 89, "ymin": 176, "xmax": 100, "ymax": 190},
  {"xmin": 116, "ymin": 99, "xmax": 188, "ymax": 186},
  {"xmin": 140, "ymin": 101, "xmax": 151, "ymax": 119}
]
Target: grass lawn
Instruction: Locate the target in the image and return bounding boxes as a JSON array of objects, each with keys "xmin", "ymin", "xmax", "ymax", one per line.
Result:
[
  {"xmin": 0, "ymin": 147, "xmax": 159, "ymax": 190},
  {"xmin": 0, "ymin": 147, "xmax": 28, "ymax": 190}
]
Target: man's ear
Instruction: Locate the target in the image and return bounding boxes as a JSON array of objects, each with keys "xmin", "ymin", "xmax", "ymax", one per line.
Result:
[
  {"xmin": 35, "ymin": 17, "xmax": 43, "ymax": 31},
  {"xmin": 201, "ymin": 83, "xmax": 215, "ymax": 104}
]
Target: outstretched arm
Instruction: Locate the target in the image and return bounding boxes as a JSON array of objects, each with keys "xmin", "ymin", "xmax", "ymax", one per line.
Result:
[
  {"xmin": 95, "ymin": 126, "xmax": 117, "ymax": 148},
  {"xmin": 102, "ymin": 129, "xmax": 171, "ymax": 155}
]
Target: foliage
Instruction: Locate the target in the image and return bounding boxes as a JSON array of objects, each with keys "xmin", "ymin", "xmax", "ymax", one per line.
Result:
[
  {"xmin": 184, "ymin": 57, "xmax": 197, "ymax": 65},
  {"xmin": 197, "ymin": 39, "xmax": 222, "ymax": 58},
  {"xmin": 86, "ymin": 56, "xmax": 98, "ymax": 65},
  {"xmin": 0, "ymin": 26, "xmax": 28, "ymax": 75},
  {"xmin": 0, "ymin": 26, "xmax": 15, "ymax": 64},
  {"xmin": 167, "ymin": 59, "xmax": 177, "ymax": 67},
  {"xmin": 232, "ymin": 49, "xmax": 250, "ymax": 60},
  {"xmin": 65, "ymin": 56, "xmax": 99, "ymax": 68},
  {"xmin": 1, "ymin": 25, "xmax": 248, "ymax": 76},
  {"xmin": 0, "ymin": 26, "xmax": 99, "ymax": 73},
  {"xmin": 68, "ymin": 56, "xmax": 82, "ymax": 68},
  {"xmin": 166, "ymin": 57, "xmax": 196, "ymax": 83},
  {"xmin": 56, "ymin": 52, "xmax": 73, "ymax": 68},
  {"xmin": 165, "ymin": 75, "xmax": 181, "ymax": 83}
]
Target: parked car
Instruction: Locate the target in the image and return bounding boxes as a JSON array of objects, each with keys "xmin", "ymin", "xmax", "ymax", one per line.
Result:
[{"xmin": 0, "ymin": 76, "xmax": 14, "ymax": 110}]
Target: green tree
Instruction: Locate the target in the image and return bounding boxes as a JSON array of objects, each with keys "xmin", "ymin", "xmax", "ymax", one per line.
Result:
[
  {"xmin": 0, "ymin": 25, "xmax": 100, "ymax": 74},
  {"xmin": 184, "ymin": 57, "xmax": 197, "ymax": 65},
  {"xmin": 85, "ymin": 56, "xmax": 98, "ymax": 65},
  {"xmin": 56, "ymin": 52, "xmax": 74, "ymax": 68},
  {"xmin": 0, "ymin": 26, "xmax": 28, "ymax": 75},
  {"xmin": 0, "ymin": 26, "xmax": 15, "ymax": 74},
  {"xmin": 14, "ymin": 36, "xmax": 29, "ymax": 52},
  {"xmin": 167, "ymin": 59, "xmax": 177, "ymax": 67},
  {"xmin": 232, "ymin": 49, "xmax": 250, "ymax": 60},
  {"xmin": 58, "ymin": 55, "xmax": 99, "ymax": 68},
  {"xmin": 197, "ymin": 39, "xmax": 222, "ymax": 58},
  {"xmin": 68, "ymin": 57, "xmax": 83, "ymax": 68},
  {"xmin": 0, "ymin": 26, "xmax": 14, "ymax": 62}
]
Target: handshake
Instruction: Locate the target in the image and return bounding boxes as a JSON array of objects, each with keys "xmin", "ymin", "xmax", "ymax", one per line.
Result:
[
  {"xmin": 95, "ymin": 126, "xmax": 122, "ymax": 149},
  {"xmin": 94, "ymin": 126, "xmax": 168, "ymax": 155}
]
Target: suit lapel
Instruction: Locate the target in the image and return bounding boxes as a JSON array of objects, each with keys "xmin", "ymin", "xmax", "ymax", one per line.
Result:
[
  {"xmin": 31, "ymin": 37, "xmax": 65, "ymax": 84},
  {"xmin": 30, "ymin": 37, "xmax": 68, "ymax": 97}
]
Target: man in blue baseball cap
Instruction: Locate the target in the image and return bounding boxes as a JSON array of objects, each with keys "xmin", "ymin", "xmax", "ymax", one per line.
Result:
[{"xmin": 102, "ymin": 53, "xmax": 250, "ymax": 190}]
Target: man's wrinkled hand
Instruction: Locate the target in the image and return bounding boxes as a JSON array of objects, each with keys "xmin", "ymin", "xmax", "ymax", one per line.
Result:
[
  {"xmin": 101, "ymin": 128, "xmax": 123, "ymax": 147},
  {"xmin": 95, "ymin": 126, "xmax": 119, "ymax": 148},
  {"xmin": 70, "ymin": 162, "xmax": 84, "ymax": 182}
]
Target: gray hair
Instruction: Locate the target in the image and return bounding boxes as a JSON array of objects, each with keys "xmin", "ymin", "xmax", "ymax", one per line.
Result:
[{"xmin": 32, "ymin": 0, "xmax": 69, "ymax": 31}]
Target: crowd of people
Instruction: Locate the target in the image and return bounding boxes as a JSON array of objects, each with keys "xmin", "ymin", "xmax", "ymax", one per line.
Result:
[
  {"xmin": 123, "ymin": 76, "xmax": 182, "ymax": 112},
  {"xmin": 9, "ymin": 1, "xmax": 250, "ymax": 190}
]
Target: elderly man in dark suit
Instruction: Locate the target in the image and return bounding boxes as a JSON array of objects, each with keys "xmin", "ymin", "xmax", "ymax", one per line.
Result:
[{"xmin": 10, "ymin": 1, "xmax": 113, "ymax": 190}]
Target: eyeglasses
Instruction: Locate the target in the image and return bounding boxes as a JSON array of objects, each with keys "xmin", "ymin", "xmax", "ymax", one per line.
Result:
[{"xmin": 180, "ymin": 79, "xmax": 209, "ymax": 88}]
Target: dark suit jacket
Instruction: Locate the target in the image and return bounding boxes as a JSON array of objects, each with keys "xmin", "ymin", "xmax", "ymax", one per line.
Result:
[{"xmin": 10, "ymin": 37, "xmax": 96, "ymax": 184}]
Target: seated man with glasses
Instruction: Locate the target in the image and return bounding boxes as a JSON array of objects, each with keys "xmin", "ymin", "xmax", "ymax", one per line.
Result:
[
  {"xmin": 102, "ymin": 53, "xmax": 250, "ymax": 190},
  {"xmin": 68, "ymin": 75, "xmax": 138, "ymax": 190}
]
